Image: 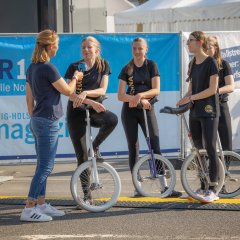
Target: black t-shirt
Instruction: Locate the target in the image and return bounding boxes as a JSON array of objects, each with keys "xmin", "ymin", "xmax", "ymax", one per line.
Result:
[
  {"xmin": 219, "ymin": 59, "xmax": 233, "ymax": 102},
  {"xmin": 64, "ymin": 59, "xmax": 111, "ymax": 95},
  {"xmin": 118, "ymin": 59, "xmax": 160, "ymax": 95},
  {"xmin": 189, "ymin": 56, "xmax": 219, "ymax": 118},
  {"xmin": 26, "ymin": 62, "xmax": 63, "ymax": 120}
]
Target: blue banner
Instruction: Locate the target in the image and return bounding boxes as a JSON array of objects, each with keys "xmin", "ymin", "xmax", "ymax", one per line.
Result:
[
  {"xmin": 0, "ymin": 33, "xmax": 180, "ymax": 96},
  {"xmin": 0, "ymin": 33, "xmax": 181, "ymax": 160}
]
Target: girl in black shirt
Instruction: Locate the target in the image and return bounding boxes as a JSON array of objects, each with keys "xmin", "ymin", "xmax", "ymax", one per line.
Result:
[
  {"xmin": 207, "ymin": 36, "xmax": 234, "ymax": 152},
  {"xmin": 118, "ymin": 37, "xmax": 181, "ymax": 197},
  {"xmin": 65, "ymin": 36, "xmax": 118, "ymax": 205},
  {"xmin": 177, "ymin": 31, "xmax": 220, "ymax": 203}
]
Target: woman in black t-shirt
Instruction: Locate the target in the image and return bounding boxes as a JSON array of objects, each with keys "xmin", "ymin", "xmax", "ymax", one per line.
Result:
[
  {"xmin": 65, "ymin": 36, "xmax": 118, "ymax": 205},
  {"xmin": 118, "ymin": 37, "xmax": 181, "ymax": 197},
  {"xmin": 177, "ymin": 31, "xmax": 220, "ymax": 203},
  {"xmin": 207, "ymin": 36, "xmax": 234, "ymax": 152}
]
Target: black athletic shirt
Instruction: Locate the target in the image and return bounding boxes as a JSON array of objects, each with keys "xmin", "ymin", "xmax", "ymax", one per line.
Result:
[
  {"xmin": 189, "ymin": 56, "xmax": 219, "ymax": 118},
  {"xmin": 118, "ymin": 59, "xmax": 160, "ymax": 95},
  {"xmin": 219, "ymin": 59, "xmax": 233, "ymax": 102},
  {"xmin": 64, "ymin": 59, "xmax": 111, "ymax": 95},
  {"xmin": 26, "ymin": 62, "xmax": 63, "ymax": 120}
]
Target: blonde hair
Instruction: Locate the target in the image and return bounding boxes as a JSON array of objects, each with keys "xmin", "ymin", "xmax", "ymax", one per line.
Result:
[
  {"xmin": 207, "ymin": 35, "xmax": 223, "ymax": 69},
  {"xmin": 81, "ymin": 36, "xmax": 105, "ymax": 73},
  {"xmin": 127, "ymin": 37, "xmax": 148, "ymax": 75},
  {"xmin": 190, "ymin": 31, "xmax": 208, "ymax": 53},
  {"xmin": 32, "ymin": 29, "xmax": 58, "ymax": 63}
]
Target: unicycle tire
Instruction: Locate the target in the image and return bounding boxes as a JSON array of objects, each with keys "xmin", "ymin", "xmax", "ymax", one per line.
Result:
[
  {"xmin": 132, "ymin": 154, "xmax": 176, "ymax": 198},
  {"xmin": 218, "ymin": 151, "xmax": 240, "ymax": 198},
  {"xmin": 181, "ymin": 151, "xmax": 225, "ymax": 201},
  {"xmin": 70, "ymin": 161, "xmax": 121, "ymax": 212}
]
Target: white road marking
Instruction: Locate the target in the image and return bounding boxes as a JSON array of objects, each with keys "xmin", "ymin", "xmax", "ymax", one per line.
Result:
[
  {"xmin": 21, "ymin": 235, "xmax": 151, "ymax": 239},
  {"xmin": 20, "ymin": 235, "xmax": 240, "ymax": 240}
]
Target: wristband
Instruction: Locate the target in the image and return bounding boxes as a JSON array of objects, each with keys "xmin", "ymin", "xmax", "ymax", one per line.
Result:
[{"xmin": 72, "ymin": 75, "xmax": 78, "ymax": 81}]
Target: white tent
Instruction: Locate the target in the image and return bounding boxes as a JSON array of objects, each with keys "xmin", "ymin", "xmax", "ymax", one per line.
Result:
[{"xmin": 114, "ymin": 0, "xmax": 240, "ymax": 32}]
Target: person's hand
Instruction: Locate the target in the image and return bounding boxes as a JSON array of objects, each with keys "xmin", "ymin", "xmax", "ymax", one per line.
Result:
[
  {"xmin": 141, "ymin": 99, "xmax": 151, "ymax": 110},
  {"xmin": 73, "ymin": 91, "xmax": 88, "ymax": 108},
  {"xmin": 176, "ymin": 96, "xmax": 191, "ymax": 107},
  {"xmin": 129, "ymin": 94, "xmax": 141, "ymax": 108},
  {"xmin": 92, "ymin": 101, "xmax": 106, "ymax": 113},
  {"xmin": 73, "ymin": 71, "xmax": 83, "ymax": 81},
  {"xmin": 69, "ymin": 93, "xmax": 77, "ymax": 102}
]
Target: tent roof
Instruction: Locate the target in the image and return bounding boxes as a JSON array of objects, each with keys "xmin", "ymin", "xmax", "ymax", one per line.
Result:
[
  {"xmin": 115, "ymin": 0, "xmax": 183, "ymax": 24},
  {"xmin": 173, "ymin": 0, "xmax": 240, "ymax": 21},
  {"xmin": 115, "ymin": 0, "xmax": 240, "ymax": 24}
]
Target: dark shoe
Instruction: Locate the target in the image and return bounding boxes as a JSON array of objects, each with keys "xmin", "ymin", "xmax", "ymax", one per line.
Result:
[
  {"xmin": 88, "ymin": 147, "xmax": 104, "ymax": 162},
  {"xmin": 76, "ymin": 196, "xmax": 93, "ymax": 210},
  {"xmin": 162, "ymin": 187, "xmax": 182, "ymax": 198},
  {"xmin": 219, "ymin": 185, "xmax": 228, "ymax": 194}
]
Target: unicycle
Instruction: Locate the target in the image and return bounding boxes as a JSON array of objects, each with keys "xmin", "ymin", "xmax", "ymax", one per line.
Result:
[
  {"xmin": 70, "ymin": 96, "xmax": 121, "ymax": 212},
  {"xmin": 132, "ymin": 97, "xmax": 176, "ymax": 198}
]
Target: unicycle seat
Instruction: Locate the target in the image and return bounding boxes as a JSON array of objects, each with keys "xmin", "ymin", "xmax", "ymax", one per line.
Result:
[{"xmin": 160, "ymin": 102, "xmax": 193, "ymax": 115}]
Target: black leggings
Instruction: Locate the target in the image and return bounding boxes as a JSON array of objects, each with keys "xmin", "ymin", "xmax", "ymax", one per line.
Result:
[
  {"xmin": 218, "ymin": 102, "xmax": 232, "ymax": 151},
  {"xmin": 121, "ymin": 103, "xmax": 161, "ymax": 173},
  {"xmin": 189, "ymin": 116, "xmax": 219, "ymax": 187},
  {"xmin": 67, "ymin": 101, "xmax": 118, "ymax": 166}
]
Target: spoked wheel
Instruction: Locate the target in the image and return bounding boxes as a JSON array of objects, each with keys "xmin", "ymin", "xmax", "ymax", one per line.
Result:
[
  {"xmin": 181, "ymin": 151, "xmax": 225, "ymax": 201},
  {"xmin": 70, "ymin": 161, "xmax": 121, "ymax": 212},
  {"xmin": 218, "ymin": 151, "xmax": 240, "ymax": 198},
  {"xmin": 132, "ymin": 154, "xmax": 176, "ymax": 198}
]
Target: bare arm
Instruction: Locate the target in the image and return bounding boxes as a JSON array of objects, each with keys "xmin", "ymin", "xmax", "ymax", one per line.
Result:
[
  {"xmin": 84, "ymin": 74, "xmax": 108, "ymax": 97},
  {"xmin": 71, "ymin": 74, "xmax": 109, "ymax": 109},
  {"xmin": 118, "ymin": 75, "xmax": 160, "ymax": 106},
  {"xmin": 177, "ymin": 74, "xmax": 219, "ymax": 106},
  {"xmin": 52, "ymin": 77, "xmax": 77, "ymax": 96},
  {"xmin": 219, "ymin": 75, "xmax": 234, "ymax": 95},
  {"xmin": 117, "ymin": 80, "xmax": 134, "ymax": 102},
  {"xmin": 176, "ymin": 82, "xmax": 192, "ymax": 106},
  {"xmin": 137, "ymin": 76, "xmax": 160, "ymax": 99},
  {"xmin": 26, "ymin": 82, "xmax": 34, "ymax": 117}
]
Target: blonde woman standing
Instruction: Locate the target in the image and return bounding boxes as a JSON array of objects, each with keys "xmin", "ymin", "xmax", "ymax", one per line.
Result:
[
  {"xmin": 118, "ymin": 38, "xmax": 181, "ymax": 197},
  {"xmin": 207, "ymin": 36, "xmax": 234, "ymax": 152},
  {"xmin": 21, "ymin": 29, "xmax": 82, "ymax": 222}
]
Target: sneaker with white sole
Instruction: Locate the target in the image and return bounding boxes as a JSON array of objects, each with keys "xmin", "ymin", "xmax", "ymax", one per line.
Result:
[
  {"xmin": 200, "ymin": 190, "xmax": 219, "ymax": 203},
  {"xmin": 187, "ymin": 188, "xmax": 205, "ymax": 200},
  {"xmin": 20, "ymin": 207, "xmax": 52, "ymax": 222},
  {"xmin": 37, "ymin": 203, "xmax": 65, "ymax": 217}
]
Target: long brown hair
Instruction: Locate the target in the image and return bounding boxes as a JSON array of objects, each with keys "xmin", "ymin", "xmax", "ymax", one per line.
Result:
[
  {"xmin": 81, "ymin": 36, "xmax": 105, "ymax": 73},
  {"xmin": 32, "ymin": 29, "xmax": 58, "ymax": 64},
  {"xmin": 126, "ymin": 37, "xmax": 148, "ymax": 75},
  {"xmin": 207, "ymin": 35, "xmax": 223, "ymax": 69}
]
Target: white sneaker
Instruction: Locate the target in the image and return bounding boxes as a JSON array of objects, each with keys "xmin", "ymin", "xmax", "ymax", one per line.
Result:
[
  {"xmin": 37, "ymin": 203, "xmax": 65, "ymax": 217},
  {"xmin": 20, "ymin": 207, "xmax": 52, "ymax": 222},
  {"xmin": 200, "ymin": 190, "xmax": 219, "ymax": 203}
]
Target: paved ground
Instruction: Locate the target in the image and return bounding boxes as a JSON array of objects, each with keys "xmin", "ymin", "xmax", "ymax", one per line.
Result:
[{"xmin": 1, "ymin": 159, "xmax": 240, "ymax": 240}]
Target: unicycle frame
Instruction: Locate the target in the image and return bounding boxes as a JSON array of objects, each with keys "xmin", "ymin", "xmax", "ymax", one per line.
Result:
[
  {"xmin": 142, "ymin": 108, "xmax": 158, "ymax": 178},
  {"xmin": 85, "ymin": 108, "xmax": 99, "ymax": 185}
]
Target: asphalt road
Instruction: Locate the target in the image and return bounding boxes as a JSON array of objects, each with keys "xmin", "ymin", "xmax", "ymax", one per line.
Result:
[
  {"xmin": 1, "ymin": 204, "xmax": 240, "ymax": 240},
  {"xmin": 1, "ymin": 160, "xmax": 240, "ymax": 240}
]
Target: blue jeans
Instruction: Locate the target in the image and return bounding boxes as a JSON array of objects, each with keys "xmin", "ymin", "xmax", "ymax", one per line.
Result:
[{"xmin": 28, "ymin": 117, "xmax": 59, "ymax": 200}]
